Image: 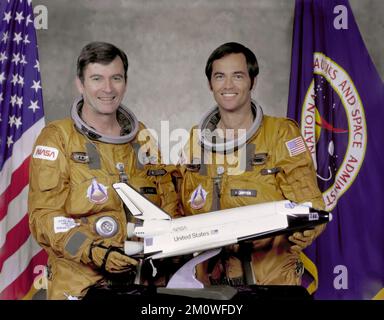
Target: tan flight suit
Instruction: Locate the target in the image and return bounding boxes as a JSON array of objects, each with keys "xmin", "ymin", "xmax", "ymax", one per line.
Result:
[
  {"xmin": 28, "ymin": 117, "xmax": 179, "ymax": 299},
  {"xmin": 181, "ymin": 114, "xmax": 325, "ymax": 286}
]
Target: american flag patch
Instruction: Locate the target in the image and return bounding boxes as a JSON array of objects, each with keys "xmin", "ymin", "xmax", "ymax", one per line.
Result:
[{"xmin": 285, "ymin": 136, "xmax": 306, "ymax": 157}]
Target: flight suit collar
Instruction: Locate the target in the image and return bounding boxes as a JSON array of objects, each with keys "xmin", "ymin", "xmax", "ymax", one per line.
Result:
[
  {"xmin": 197, "ymin": 100, "xmax": 263, "ymax": 153},
  {"xmin": 71, "ymin": 96, "xmax": 139, "ymax": 144}
]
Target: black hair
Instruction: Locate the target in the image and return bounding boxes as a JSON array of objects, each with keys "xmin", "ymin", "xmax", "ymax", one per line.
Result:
[{"xmin": 205, "ymin": 42, "xmax": 259, "ymax": 89}]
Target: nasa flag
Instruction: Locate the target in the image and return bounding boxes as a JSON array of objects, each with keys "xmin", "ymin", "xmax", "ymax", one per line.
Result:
[{"xmin": 288, "ymin": 0, "xmax": 384, "ymax": 299}]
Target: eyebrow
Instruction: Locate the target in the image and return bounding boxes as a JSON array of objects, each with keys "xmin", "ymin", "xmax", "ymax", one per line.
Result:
[
  {"xmin": 89, "ymin": 73, "xmax": 124, "ymax": 78},
  {"xmin": 213, "ymin": 71, "xmax": 246, "ymax": 76}
]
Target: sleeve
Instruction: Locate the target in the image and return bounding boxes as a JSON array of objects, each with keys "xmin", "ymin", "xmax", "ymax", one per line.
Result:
[
  {"xmin": 28, "ymin": 125, "xmax": 95, "ymax": 263},
  {"xmin": 274, "ymin": 119, "xmax": 325, "ymax": 210}
]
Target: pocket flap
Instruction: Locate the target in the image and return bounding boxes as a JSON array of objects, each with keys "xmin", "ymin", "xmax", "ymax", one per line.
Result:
[{"xmin": 38, "ymin": 166, "xmax": 60, "ymax": 191}]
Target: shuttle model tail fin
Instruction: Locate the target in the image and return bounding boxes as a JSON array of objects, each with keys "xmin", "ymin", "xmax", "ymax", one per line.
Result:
[{"xmin": 113, "ymin": 182, "xmax": 171, "ymax": 221}]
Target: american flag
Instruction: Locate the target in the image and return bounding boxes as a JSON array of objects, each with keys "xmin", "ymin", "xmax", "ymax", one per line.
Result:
[
  {"xmin": 0, "ymin": 0, "xmax": 47, "ymax": 300},
  {"xmin": 285, "ymin": 136, "xmax": 306, "ymax": 157}
]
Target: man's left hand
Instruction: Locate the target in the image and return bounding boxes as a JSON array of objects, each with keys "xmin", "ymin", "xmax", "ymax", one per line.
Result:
[{"xmin": 288, "ymin": 224, "xmax": 326, "ymax": 253}]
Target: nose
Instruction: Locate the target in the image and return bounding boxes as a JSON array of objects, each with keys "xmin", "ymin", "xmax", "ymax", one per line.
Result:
[
  {"xmin": 223, "ymin": 76, "xmax": 234, "ymax": 89},
  {"xmin": 103, "ymin": 79, "xmax": 113, "ymax": 92}
]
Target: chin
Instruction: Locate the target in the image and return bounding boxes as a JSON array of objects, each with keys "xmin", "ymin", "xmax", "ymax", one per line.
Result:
[
  {"xmin": 98, "ymin": 104, "xmax": 119, "ymax": 113},
  {"xmin": 219, "ymin": 103, "xmax": 239, "ymax": 112}
]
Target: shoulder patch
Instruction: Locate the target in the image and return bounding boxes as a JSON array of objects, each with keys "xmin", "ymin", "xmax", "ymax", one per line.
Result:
[
  {"xmin": 285, "ymin": 136, "xmax": 306, "ymax": 157},
  {"xmin": 33, "ymin": 145, "xmax": 59, "ymax": 161}
]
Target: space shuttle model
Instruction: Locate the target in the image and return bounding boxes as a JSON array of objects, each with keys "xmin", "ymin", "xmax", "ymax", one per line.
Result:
[{"xmin": 113, "ymin": 182, "xmax": 332, "ymax": 260}]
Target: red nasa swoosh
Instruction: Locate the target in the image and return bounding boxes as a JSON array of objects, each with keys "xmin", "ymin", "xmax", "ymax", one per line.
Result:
[{"xmin": 316, "ymin": 114, "xmax": 348, "ymax": 133}]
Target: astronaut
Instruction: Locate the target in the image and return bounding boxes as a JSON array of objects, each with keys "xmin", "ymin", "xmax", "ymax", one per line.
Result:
[
  {"xmin": 28, "ymin": 42, "xmax": 178, "ymax": 299},
  {"xmin": 180, "ymin": 42, "xmax": 326, "ymax": 287}
]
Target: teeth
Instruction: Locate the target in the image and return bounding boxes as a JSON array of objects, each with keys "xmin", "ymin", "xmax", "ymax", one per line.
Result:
[
  {"xmin": 222, "ymin": 93, "xmax": 236, "ymax": 97},
  {"xmin": 99, "ymin": 97, "xmax": 115, "ymax": 101}
]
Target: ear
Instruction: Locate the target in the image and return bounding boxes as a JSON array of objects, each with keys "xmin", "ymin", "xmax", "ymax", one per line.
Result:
[
  {"xmin": 75, "ymin": 77, "xmax": 84, "ymax": 95},
  {"xmin": 251, "ymin": 77, "xmax": 257, "ymax": 91}
]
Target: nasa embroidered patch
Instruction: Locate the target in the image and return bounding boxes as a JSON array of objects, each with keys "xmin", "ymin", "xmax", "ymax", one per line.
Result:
[
  {"xmin": 189, "ymin": 184, "xmax": 208, "ymax": 210},
  {"xmin": 33, "ymin": 145, "xmax": 59, "ymax": 161},
  {"xmin": 87, "ymin": 178, "xmax": 108, "ymax": 204}
]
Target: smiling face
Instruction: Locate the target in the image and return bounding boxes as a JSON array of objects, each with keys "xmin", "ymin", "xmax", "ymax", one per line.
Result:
[
  {"xmin": 76, "ymin": 56, "xmax": 127, "ymax": 116},
  {"xmin": 209, "ymin": 53, "xmax": 255, "ymax": 113}
]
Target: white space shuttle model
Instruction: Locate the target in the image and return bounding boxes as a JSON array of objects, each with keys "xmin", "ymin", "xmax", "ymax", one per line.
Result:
[{"xmin": 113, "ymin": 182, "xmax": 332, "ymax": 260}]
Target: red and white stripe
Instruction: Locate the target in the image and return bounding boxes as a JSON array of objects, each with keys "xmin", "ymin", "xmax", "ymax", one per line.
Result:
[{"xmin": 0, "ymin": 118, "xmax": 47, "ymax": 300}]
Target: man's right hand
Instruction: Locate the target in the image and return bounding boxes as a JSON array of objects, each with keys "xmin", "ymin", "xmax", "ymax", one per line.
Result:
[{"xmin": 81, "ymin": 240, "xmax": 138, "ymax": 273}]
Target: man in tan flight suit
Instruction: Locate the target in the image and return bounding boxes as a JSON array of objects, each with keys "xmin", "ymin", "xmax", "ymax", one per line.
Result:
[
  {"xmin": 28, "ymin": 42, "xmax": 178, "ymax": 299},
  {"xmin": 180, "ymin": 42, "xmax": 326, "ymax": 288}
]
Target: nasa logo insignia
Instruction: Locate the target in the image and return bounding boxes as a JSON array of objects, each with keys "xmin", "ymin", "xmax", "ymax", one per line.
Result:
[
  {"xmin": 189, "ymin": 184, "xmax": 208, "ymax": 210},
  {"xmin": 87, "ymin": 178, "xmax": 108, "ymax": 204}
]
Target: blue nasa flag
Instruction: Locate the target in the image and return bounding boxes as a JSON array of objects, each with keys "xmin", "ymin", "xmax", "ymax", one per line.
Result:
[{"xmin": 288, "ymin": 0, "xmax": 384, "ymax": 299}]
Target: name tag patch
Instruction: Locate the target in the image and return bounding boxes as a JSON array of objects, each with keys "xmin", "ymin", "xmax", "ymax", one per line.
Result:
[
  {"xmin": 231, "ymin": 189, "xmax": 257, "ymax": 197},
  {"xmin": 260, "ymin": 167, "xmax": 281, "ymax": 175},
  {"xmin": 147, "ymin": 169, "xmax": 167, "ymax": 176},
  {"xmin": 140, "ymin": 187, "xmax": 157, "ymax": 195},
  {"xmin": 252, "ymin": 153, "xmax": 268, "ymax": 165},
  {"xmin": 33, "ymin": 145, "xmax": 59, "ymax": 161},
  {"xmin": 185, "ymin": 164, "xmax": 201, "ymax": 172},
  {"xmin": 71, "ymin": 152, "xmax": 89, "ymax": 164}
]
